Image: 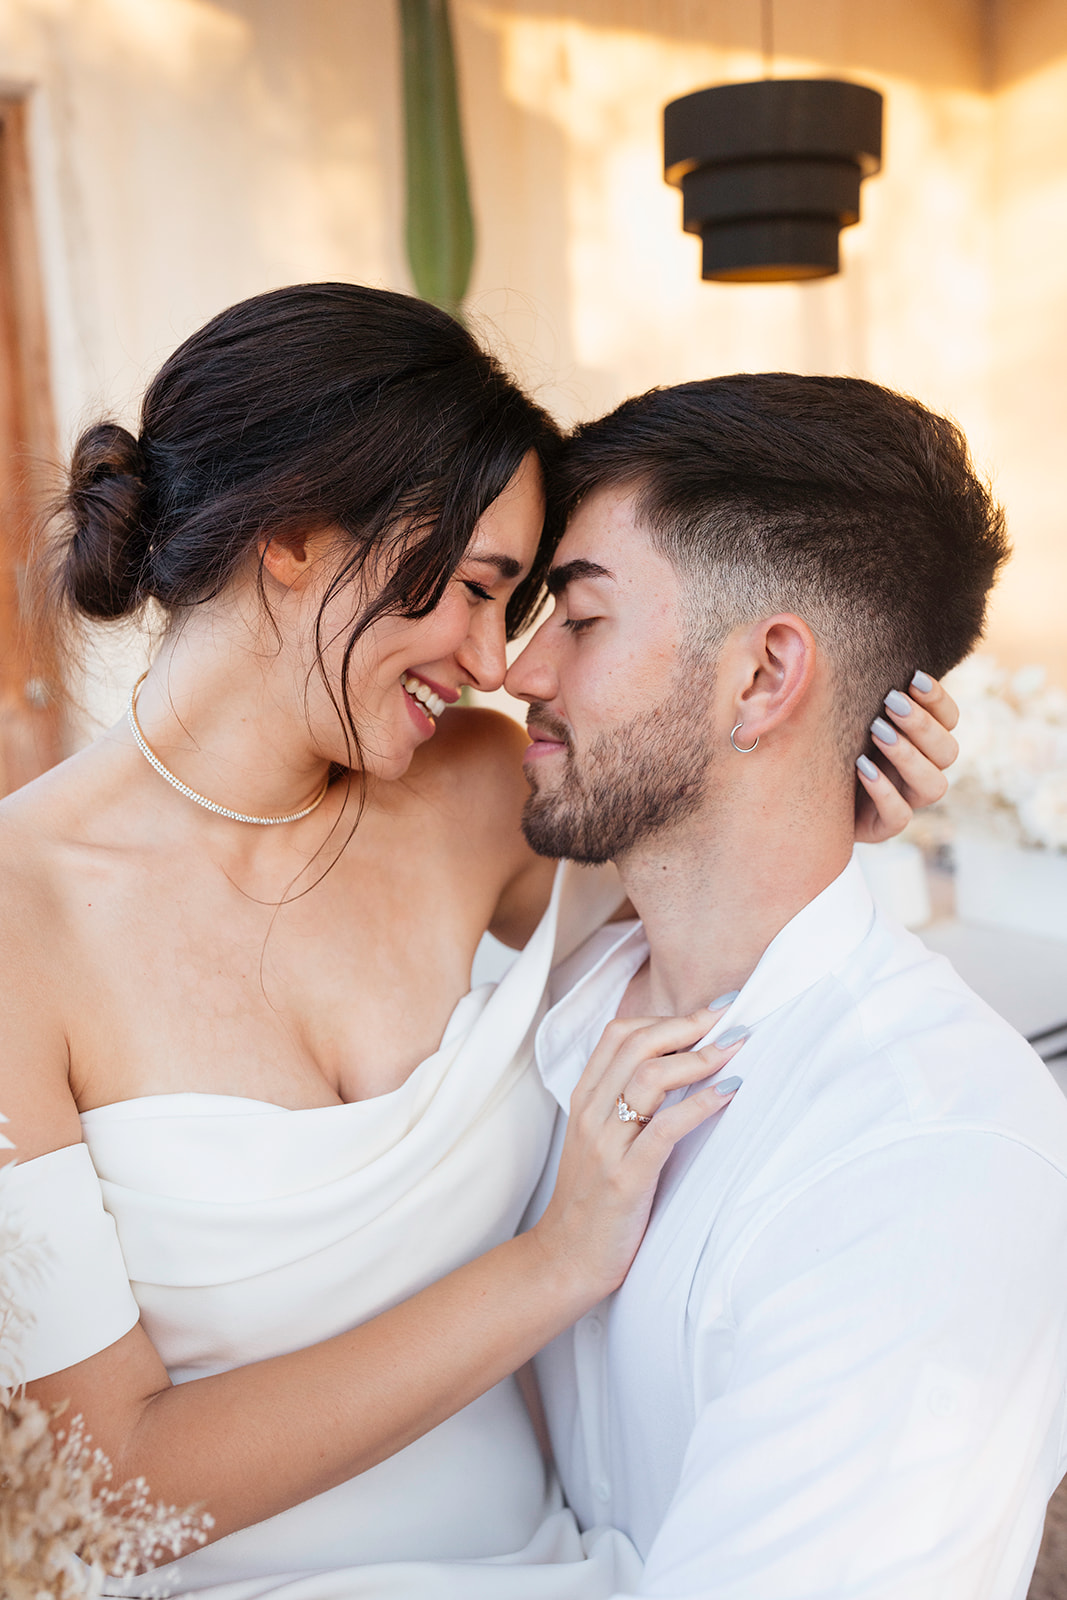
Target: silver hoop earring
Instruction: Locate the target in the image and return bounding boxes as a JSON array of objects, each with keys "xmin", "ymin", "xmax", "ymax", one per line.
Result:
[{"xmin": 730, "ymin": 722, "xmax": 759, "ymax": 754}]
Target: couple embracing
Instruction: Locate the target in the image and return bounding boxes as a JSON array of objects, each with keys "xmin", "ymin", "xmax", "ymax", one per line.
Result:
[{"xmin": 5, "ymin": 283, "xmax": 1067, "ymax": 1600}]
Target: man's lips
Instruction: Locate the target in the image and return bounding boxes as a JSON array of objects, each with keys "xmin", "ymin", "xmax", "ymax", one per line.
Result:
[{"xmin": 524, "ymin": 719, "xmax": 572, "ymax": 760}]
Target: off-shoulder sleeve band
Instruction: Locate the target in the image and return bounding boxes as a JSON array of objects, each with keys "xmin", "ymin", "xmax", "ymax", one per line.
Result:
[{"xmin": 2, "ymin": 1143, "xmax": 140, "ymax": 1383}]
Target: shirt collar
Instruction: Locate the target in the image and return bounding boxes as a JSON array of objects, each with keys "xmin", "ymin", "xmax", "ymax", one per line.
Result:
[{"xmin": 535, "ymin": 855, "xmax": 876, "ymax": 1111}]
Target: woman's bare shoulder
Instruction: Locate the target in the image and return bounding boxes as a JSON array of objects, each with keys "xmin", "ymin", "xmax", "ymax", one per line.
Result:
[
  {"xmin": 0, "ymin": 768, "xmax": 85, "ymax": 928},
  {"xmin": 0, "ymin": 794, "xmax": 82, "ymax": 1163},
  {"xmin": 393, "ymin": 704, "xmax": 555, "ymax": 938},
  {"xmin": 406, "ymin": 705, "xmax": 561, "ymax": 946},
  {"xmin": 0, "ymin": 789, "xmax": 63, "ymax": 909},
  {"xmin": 405, "ymin": 704, "xmax": 531, "ymax": 821}
]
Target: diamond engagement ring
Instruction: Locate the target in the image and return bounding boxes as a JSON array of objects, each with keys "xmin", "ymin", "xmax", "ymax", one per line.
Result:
[{"xmin": 616, "ymin": 1094, "xmax": 653, "ymax": 1126}]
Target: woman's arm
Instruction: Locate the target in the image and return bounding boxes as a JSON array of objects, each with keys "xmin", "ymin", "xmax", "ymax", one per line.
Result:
[{"xmin": 8, "ymin": 984, "xmax": 741, "ymax": 1551}]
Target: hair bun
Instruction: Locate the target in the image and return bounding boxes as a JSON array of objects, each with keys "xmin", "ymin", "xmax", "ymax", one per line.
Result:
[{"xmin": 63, "ymin": 421, "xmax": 151, "ymax": 619}]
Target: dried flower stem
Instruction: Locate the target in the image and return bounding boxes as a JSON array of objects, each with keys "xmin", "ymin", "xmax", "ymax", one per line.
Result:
[{"xmin": 0, "ymin": 1395, "xmax": 211, "ymax": 1598}]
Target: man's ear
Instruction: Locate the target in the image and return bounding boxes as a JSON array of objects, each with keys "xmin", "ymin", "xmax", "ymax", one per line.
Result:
[{"xmin": 731, "ymin": 613, "xmax": 818, "ymax": 740}]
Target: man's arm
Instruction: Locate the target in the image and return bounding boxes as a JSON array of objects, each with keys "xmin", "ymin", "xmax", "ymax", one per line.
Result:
[{"xmin": 639, "ymin": 1130, "xmax": 1067, "ymax": 1600}]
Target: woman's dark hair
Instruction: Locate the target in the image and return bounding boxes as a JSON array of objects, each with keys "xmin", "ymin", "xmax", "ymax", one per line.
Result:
[{"xmin": 54, "ymin": 282, "xmax": 561, "ymax": 755}]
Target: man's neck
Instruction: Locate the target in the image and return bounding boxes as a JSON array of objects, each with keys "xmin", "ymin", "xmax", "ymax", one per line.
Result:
[{"xmin": 615, "ymin": 780, "xmax": 854, "ymax": 1018}]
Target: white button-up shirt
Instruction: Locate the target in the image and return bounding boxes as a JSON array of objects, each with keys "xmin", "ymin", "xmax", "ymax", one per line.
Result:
[{"xmin": 531, "ymin": 860, "xmax": 1067, "ymax": 1600}]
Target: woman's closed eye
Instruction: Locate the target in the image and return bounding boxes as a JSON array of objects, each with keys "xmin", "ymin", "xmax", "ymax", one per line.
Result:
[
  {"xmin": 462, "ymin": 580, "xmax": 493, "ymax": 603},
  {"xmin": 561, "ymin": 615, "xmax": 597, "ymax": 634}
]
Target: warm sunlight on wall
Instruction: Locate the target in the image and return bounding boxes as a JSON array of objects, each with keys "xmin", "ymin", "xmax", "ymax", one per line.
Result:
[
  {"xmin": 1, "ymin": 0, "xmax": 405, "ymax": 438},
  {"xmin": 456, "ymin": 1, "xmax": 1062, "ymax": 685},
  {"xmin": 987, "ymin": 39, "xmax": 1067, "ymax": 690},
  {"xmin": 463, "ymin": 7, "xmax": 992, "ymax": 424},
  {"xmin": 0, "ymin": 0, "xmax": 1063, "ymax": 713}
]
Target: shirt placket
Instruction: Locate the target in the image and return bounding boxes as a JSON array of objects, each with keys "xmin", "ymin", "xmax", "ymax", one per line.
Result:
[{"xmin": 573, "ymin": 1306, "xmax": 614, "ymax": 1520}]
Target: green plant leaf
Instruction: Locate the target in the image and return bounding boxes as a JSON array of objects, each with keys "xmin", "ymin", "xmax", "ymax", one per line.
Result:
[{"xmin": 399, "ymin": 0, "xmax": 475, "ymax": 317}]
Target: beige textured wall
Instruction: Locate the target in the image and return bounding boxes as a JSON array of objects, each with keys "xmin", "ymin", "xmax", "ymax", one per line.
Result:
[
  {"xmin": 0, "ymin": 0, "xmax": 409, "ymax": 723},
  {"xmin": 0, "ymin": 0, "xmax": 405, "ymax": 436},
  {"xmin": 454, "ymin": 0, "xmax": 1063, "ymax": 682},
  {"xmin": 0, "ymin": 0, "xmax": 1063, "ymax": 716},
  {"xmin": 457, "ymin": 0, "xmax": 993, "ymax": 429},
  {"xmin": 987, "ymin": 0, "xmax": 1067, "ymax": 683}
]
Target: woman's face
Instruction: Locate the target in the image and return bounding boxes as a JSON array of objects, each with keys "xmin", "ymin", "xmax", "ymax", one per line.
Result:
[{"xmin": 310, "ymin": 451, "xmax": 546, "ymax": 780}]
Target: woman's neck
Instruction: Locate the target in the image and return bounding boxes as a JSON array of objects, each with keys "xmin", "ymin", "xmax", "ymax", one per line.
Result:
[{"xmin": 129, "ymin": 599, "xmax": 334, "ymax": 826}]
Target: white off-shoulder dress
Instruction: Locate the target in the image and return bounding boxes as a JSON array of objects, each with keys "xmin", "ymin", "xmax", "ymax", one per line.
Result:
[{"xmin": 5, "ymin": 864, "xmax": 642, "ymax": 1599}]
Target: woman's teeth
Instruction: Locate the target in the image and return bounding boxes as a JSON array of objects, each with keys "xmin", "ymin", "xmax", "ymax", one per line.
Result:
[{"xmin": 401, "ymin": 673, "xmax": 447, "ymax": 721}]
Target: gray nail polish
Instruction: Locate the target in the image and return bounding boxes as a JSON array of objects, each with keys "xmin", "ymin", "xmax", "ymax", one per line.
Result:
[
  {"xmin": 871, "ymin": 716, "xmax": 898, "ymax": 744},
  {"xmin": 716, "ymin": 1025, "xmax": 749, "ymax": 1048},
  {"xmin": 856, "ymin": 754, "xmax": 880, "ymax": 782},
  {"xmin": 714, "ymin": 1075, "xmax": 742, "ymax": 1096},
  {"xmin": 708, "ymin": 990, "xmax": 739, "ymax": 1010},
  {"xmin": 885, "ymin": 689, "xmax": 911, "ymax": 716},
  {"xmin": 911, "ymin": 670, "xmax": 934, "ymax": 693}
]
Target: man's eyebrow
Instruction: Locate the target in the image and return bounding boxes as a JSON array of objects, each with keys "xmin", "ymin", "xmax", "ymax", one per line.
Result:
[
  {"xmin": 546, "ymin": 559, "xmax": 615, "ymax": 597},
  {"xmin": 466, "ymin": 552, "xmax": 524, "ymax": 580}
]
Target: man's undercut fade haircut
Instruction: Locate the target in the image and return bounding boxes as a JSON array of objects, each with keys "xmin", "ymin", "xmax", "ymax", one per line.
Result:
[{"xmin": 559, "ymin": 374, "xmax": 1009, "ymax": 762}]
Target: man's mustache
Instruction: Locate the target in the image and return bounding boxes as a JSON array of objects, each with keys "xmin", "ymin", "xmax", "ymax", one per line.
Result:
[{"xmin": 524, "ymin": 702, "xmax": 574, "ymax": 752}]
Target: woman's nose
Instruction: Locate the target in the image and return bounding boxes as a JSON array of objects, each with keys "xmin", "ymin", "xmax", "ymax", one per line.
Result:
[{"xmin": 459, "ymin": 611, "xmax": 508, "ymax": 692}]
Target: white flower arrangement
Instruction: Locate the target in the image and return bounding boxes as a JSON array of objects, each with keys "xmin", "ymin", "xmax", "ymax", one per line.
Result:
[{"xmin": 940, "ymin": 655, "xmax": 1067, "ymax": 853}]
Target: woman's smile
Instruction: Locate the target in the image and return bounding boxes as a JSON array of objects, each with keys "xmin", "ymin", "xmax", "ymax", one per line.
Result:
[
  {"xmin": 400, "ymin": 671, "xmax": 453, "ymax": 735},
  {"xmin": 400, "ymin": 673, "xmax": 454, "ymax": 723}
]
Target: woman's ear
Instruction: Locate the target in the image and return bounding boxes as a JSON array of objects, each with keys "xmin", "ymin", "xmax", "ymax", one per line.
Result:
[
  {"xmin": 733, "ymin": 613, "xmax": 818, "ymax": 738},
  {"xmin": 258, "ymin": 528, "xmax": 320, "ymax": 592}
]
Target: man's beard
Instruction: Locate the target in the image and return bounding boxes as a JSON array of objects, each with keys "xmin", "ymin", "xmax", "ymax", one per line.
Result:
[{"xmin": 521, "ymin": 665, "xmax": 716, "ymax": 864}]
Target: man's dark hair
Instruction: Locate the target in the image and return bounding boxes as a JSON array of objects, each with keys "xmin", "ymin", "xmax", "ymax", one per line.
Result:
[{"xmin": 560, "ymin": 374, "xmax": 1009, "ymax": 760}]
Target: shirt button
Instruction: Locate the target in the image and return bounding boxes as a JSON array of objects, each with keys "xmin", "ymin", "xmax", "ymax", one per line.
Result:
[
  {"xmin": 594, "ymin": 1477, "xmax": 611, "ymax": 1502},
  {"xmin": 929, "ymin": 1385, "xmax": 958, "ymax": 1418}
]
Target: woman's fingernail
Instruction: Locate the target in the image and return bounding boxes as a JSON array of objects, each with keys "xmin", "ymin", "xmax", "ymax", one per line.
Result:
[
  {"xmin": 708, "ymin": 990, "xmax": 739, "ymax": 1011},
  {"xmin": 911, "ymin": 670, "xmax": 934, "ymax": 693},
  {"xmin": 856, "ymin": 753, "xmax": 880, "ymax": 782},
  {"xmin": 714, "ymin": 1075, "xmax": 743, "ymax": 1097},
  {"xmin": 885, "ymin": 689, "xmax": 911, "ymax": 716},
  {"xmin": 871, "ymin": 716, "xmax": 898, "ymax": 744},
  {"xmin": 716, "ymin": 1025, "xmax": 749, "ymax": 1048}
]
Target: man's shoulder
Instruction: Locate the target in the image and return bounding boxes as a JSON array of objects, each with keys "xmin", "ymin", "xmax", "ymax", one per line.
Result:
[
  {"xmin": 683, "ymin": 926, "xmax": 1067, "ymax": 1318},
  {"xmin": 797, "ymin": 912, "xmax": 1067, "ymax": 1174}
]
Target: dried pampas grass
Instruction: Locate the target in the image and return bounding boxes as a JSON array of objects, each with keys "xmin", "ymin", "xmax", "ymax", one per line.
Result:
[
  {"xmin": 0, "ymin": 1141, "xmax": 212, "ymax": 1597},
  {"xmin": 0, "ymin": 1130, "xmax": 45, "ymax": 1395},
  {"xmin": 0, "ymin": 1396, "xmax": 211, "ymax": 1599}
]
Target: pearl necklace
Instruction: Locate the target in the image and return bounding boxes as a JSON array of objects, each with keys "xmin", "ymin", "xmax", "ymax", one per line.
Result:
[{"xmin": 127, "ymin": 672, "xmax": 331, "ymax": 826}]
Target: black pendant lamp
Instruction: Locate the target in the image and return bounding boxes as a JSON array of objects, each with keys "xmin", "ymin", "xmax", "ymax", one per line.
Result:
[{"xmin": 664, "ymin": 74, "xmax": 883, "ymax": 283}]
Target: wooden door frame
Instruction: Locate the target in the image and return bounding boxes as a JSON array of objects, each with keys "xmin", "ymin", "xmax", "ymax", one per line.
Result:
[{"xmin": 0, "ymin": 92, "xmax": 62, "ymax": 795}]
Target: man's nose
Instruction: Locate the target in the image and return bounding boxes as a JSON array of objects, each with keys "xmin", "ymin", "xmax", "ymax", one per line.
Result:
[{"xmin": 504, "ymin": 622, "xmax": 557, "ymax": 704}]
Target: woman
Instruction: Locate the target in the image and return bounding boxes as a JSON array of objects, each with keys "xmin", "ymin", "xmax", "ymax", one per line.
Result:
[{"xmin": 0, "ymin": 284, "xmax": 958, "ymax": 1598}]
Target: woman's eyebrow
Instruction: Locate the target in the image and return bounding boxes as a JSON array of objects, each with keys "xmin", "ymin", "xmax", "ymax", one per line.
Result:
[
  {"xmin": 467, "ymin": 553, "xmax": 524, "ymax": 579},
  {"xmin": 546, "ymin": 559, "xmax": 615, "ymax": 598}
]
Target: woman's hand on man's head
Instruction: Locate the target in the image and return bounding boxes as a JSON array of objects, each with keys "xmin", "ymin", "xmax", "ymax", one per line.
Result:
[{"xmin": 854, "ymin": 672, "xmax": 959, "ymax": 845}]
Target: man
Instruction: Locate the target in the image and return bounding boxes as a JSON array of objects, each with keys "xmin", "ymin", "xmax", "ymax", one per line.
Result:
[{"xmin": 506, "ymin": 375, "xmax": 1067, "ymax": 1600}]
